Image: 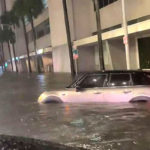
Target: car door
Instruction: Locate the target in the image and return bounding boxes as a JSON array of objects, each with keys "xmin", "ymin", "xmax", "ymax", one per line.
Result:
[
  {"xmin": 62, "ymin": 74, "xmax": 107, "ymax": 103},
  {"xmin": 103, "ymin": 73, "xmax": 134, "ymax": 102}
]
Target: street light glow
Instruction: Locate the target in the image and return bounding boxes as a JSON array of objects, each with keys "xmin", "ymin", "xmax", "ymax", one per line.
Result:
[{"xmin": 37, "ymin": 49, "xmax": 44, "ymax": 55}]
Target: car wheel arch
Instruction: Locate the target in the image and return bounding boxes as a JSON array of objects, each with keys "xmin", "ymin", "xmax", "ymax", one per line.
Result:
[
  {"xmin": 39, "ymin": 95, "xmax": 63, "ymax": 104},
  {"xmin": 130, "ymin": 96, "xmax": 150, "ymax": 103}
]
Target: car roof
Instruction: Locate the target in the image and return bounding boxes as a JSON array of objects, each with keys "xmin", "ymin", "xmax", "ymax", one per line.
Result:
[
  {"xmin": 84, "ymin": 70, "xmax": 150, "ymax": 75},
  {"xmin": 68, "ymin": 70, "xmax": 150, "ymax": 88}
]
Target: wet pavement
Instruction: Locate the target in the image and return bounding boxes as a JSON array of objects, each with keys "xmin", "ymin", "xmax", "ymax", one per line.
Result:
[
  {"xmin": 0, "ymin": 72, "xmax": 150, "ymax": 149},
  {"xmin": 0, "ymin": 135, "xmax": 85, "ymax": 150}
]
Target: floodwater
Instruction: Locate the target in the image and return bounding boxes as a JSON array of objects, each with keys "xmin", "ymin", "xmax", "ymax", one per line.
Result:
[{"xmin": 0, "ymin": 72, "xmax": 150, "ymax": 150}]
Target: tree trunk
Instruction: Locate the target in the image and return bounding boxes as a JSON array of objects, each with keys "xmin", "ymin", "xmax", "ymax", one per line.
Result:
[
  {"xmin": 3, "ymin": 0, "xmax": 7, "ymax": 12},
  {"xmin": 93, "ymin": 0, "xmax": 105, "ymax": 71},
  {"xmin": 7, "ymin": 42, "xmax": 13, "ymax": 71},
  {"xmin": 22, "ymin": 18, "xmax": 32, "ymax": 73},
  {"xmin": 30, "ymin": 14, "xmax": 41, "ymax": 73},
  {"xmin": 62, "ymin": 0, "xmax": 75, "ymax": 76},
  {"xmin": 12, "ymin": 43, "xmax": 18, "ymax": 72},
  {"xmin": 1, "ymin": 43, "xmax": 5, "ymax": 71},
  {"xmin": 0, "ymin": 55, "xmax": 4, "ymax": 71}
]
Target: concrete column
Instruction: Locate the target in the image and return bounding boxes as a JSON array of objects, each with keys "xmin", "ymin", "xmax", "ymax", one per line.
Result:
[
  {"xmin": 129, "ymin": 37, "xmax": 140, "ymax": 69},
  {"xmin": 121, "ymin": 0, "xmax": 130, "ymax": 70},
  {"xmin": 103, "ymin": 41, "xmax": 113, "ymax": 70},
  {"xmin": 48, "ymin": 0, "xmax": 75, "ymax": 73},
  {"xmin": 78, "ymin": 46, "xmax": 96, "ymax": 72},
  {"xmin": 108, "ymin": 39, "xmax": 126, "ymax": 70}
]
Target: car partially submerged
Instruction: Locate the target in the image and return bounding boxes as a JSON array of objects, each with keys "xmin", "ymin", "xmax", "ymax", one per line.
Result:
[{"xmin": 38, "ymin": 70, "xmax": 150, "ymax": 103}]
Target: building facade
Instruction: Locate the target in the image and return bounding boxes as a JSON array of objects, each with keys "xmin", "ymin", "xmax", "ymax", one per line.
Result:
[
  {"xmin": 1, "ymin": 0, "xmax": 150, "ymax": 73},
  {"xmin": 71, "ymin": 0, "xmax": 150, "ymax": 71},
  {"xmin": 0, "ymin": 0, "xmax": 52, "ymax": 73}
]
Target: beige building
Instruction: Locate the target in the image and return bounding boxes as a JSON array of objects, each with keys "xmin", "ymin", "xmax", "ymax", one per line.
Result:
[
  {"xmin": 0, "ymin": 0, "xmax": 52, "ymax": 72},
  {"xmin": 1, "ymin": 0, "xmax": 150, "ymax": 73},
  {"xmin": 48, "ymin": 0, "xmax": 150, "ymax": 73}
]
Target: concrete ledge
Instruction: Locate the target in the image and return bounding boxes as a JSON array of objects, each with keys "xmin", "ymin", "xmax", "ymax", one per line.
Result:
[
  {"xmin": 73, "ymin": 19, "xmax": 150, "ymax": 47},
  {"xmin": 19, "ymin": 47, "xmax": 52, "ymax": 60}
]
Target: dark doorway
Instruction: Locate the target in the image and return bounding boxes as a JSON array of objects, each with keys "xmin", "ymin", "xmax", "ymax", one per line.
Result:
[{"xmin": 138, "ymin": 37, "xmax": 150, "ymax": 69}]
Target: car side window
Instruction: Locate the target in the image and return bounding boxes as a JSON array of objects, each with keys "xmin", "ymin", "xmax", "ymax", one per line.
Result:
[
  {"xmin": 109, "ymin": 73, "xmax": 131, "ymax": 87},
  {"xmin": 79, "ymin": 74, "xmax": 107, "ymax": 88},
  {"xmin": 132, "ymin": 72, "xmax": 150, "ymax": 85}
]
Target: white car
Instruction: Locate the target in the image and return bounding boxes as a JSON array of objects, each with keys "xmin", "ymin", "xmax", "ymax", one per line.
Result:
[{"xmin": 38, "ymin": 71, "xmax": 150, "ymax": 103}]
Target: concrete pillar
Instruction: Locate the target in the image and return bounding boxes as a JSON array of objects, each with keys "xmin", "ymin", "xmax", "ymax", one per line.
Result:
[
  {"xmin": 42, "ymin": 54, "xmax": 53, "ymax": 72},
  {"xmin": 48, "ymin": 0, "xmax": 74, "ymax": 73},
  {"xmin": 103, "ymin": 41, "xmax": 113, "ymax": 70},
  {"xmin": 129, "ymin": 37, "xmax": 140, "ymax": 69},
  {"xmin": 78, "ymin": 46, "xmax": 96, "ymax": 72},
  {"xmin": 108, "ymin": 39, "xmax": 127, "ymax": 70}
]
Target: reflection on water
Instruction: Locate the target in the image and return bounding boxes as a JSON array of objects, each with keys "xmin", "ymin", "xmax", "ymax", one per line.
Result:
[{"xmin": 0, "ymin": 72, "xmax": 150, "ymax": 149}]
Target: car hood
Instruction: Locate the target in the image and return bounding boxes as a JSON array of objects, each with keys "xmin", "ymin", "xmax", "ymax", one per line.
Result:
[
  {"xmin": 43, "ymin": 88, "xmax": 71, "ymax": 95},
  {"xmin": 38, "ymin": 88, "xmax": 73, "ymax": 103}
]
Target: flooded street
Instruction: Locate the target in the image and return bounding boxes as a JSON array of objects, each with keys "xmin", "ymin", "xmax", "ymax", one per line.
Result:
[{"xmin": 0, "ymin": 73, "xmax": 150, "ymax": 149}]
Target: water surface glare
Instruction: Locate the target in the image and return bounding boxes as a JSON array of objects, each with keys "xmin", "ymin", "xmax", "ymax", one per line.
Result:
[{"xmin": 0, "ymin": 72, "xmax": 150, "ymax": 150}]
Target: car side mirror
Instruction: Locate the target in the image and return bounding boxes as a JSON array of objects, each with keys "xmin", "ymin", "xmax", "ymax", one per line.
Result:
[{"xmin": 76, "ymin": 85, "xmax": 82, "ymax": 92}]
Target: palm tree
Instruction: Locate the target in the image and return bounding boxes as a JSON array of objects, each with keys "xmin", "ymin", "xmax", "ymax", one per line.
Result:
[
  {"xmin": 8, "ymin": 27, "xmax": 18, "ymax": 72},
  {"xmin": 1, "ymin": 11, "xmax": 19, "ymax": 27},
  {"xmin": 0, "ymin": 26, "xmax": 13, "ymax": 71},
  {"xmin": 0, "ymin": 55, "xmax": 3, "ymax": 71},
  {"xmin": 0, "ymin": 44, "xmax": 5, "ymax": 71},
  {"xmin": 7, "ymin": 40, "xmax": 13, "ymax": 71},
  {"xmin": 12, "ymin": 0, "xmax": 44, "ymax": 73},
  {"xmin": 21, "ymin": 17, "xmax": 32, "ymax": 73},
  {"xmin": 93, "ymin": 0, "xmax": 105, "ymax": 71},
  {"xmin": 0, "ymin": 34, "xmax": 5, "ymax": 71},
  {"xmin": 1, "ymin": 10, "xmax": 32, "ymax": 73},
  {"xmin": 0, "ymin": 11, "xmax": 19, "ymax": 72}
]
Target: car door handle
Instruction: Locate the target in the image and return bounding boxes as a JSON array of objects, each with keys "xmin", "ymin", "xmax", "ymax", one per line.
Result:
[
  {"xmin": 93, "ymin": 92, "xmax": 102, "ymax": 95},
  {"xmin": 123, "ymin": 90, "xmax": 132, "ymax": 94}
]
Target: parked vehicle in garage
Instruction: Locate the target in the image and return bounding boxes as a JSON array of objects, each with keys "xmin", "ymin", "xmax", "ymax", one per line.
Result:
[{"xmin": 38, "ymin": 70, "xmax": 150, "ymax": 103}]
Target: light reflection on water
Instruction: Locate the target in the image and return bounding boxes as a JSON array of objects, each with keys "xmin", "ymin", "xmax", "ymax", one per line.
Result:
[{"xmin": 0, "ymin": 72, "xmax": 150, "ymax": 149}]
